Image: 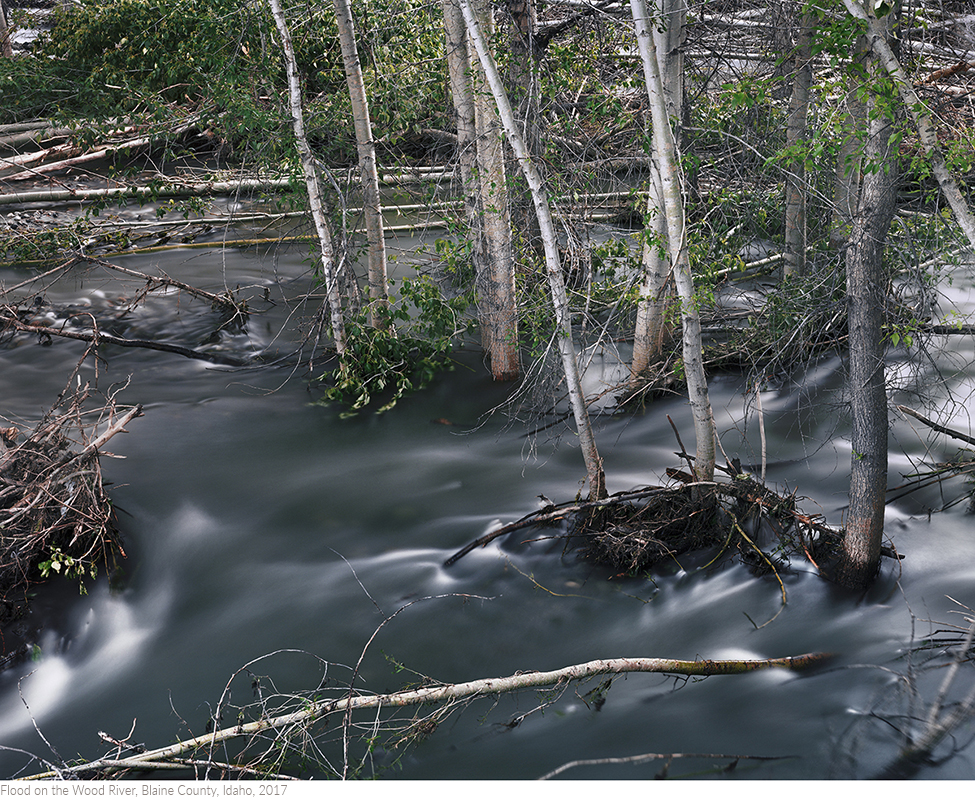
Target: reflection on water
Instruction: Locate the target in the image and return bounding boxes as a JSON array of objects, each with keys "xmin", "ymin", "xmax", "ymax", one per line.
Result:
[{"xmin": 1, "ymin": 245, "xmax": 975, "ymax": 779}]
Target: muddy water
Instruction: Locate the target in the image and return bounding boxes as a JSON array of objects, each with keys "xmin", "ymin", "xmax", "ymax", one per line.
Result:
[{"xmin": 1, "ymin": 234, "xmax": 975, "ymax": 780}]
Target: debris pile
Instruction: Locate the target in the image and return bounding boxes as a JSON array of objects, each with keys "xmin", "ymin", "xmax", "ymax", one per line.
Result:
[{"xmin": 0, "ymin": 355, "xmax": 140, "ymax": 652}]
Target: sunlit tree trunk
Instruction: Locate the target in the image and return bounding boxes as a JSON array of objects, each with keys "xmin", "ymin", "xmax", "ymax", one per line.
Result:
[
  {"xmin": 837, "ymin": 36, "xmax": 899, "ymax": 592},
  {"xmin": 449, "ymin": 0, "xmax": 520, "ymax": 381},
  {"xmin": 631, "ymin": 0, "xmax": 715, "ymax": 481},
  {"xmin": 333, "ymin": 0, "xmax": 388, "ymax": 328},
  {"xmin": 783, "ymin": 10, "xmax": 814, "ymax": 278},
  {"xmin": 0, "ymin": 2, "xmax": 12, "ymax": 59},
  {"xmin": 459, "ymin": 0, "xmax": 606, "ymax": 499},
  {"xmin": 630, "ymin": 162, "xmax": 670, "ymax": 379},
  {"xmin": 267, "ymin": 0, "xmax": 346, "ymax": 354},
  {"xmin": 630, "ymin": 0, "xmax": 684, "ymax": 379}
]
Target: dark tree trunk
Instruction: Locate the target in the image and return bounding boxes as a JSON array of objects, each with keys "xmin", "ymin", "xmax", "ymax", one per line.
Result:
[{"xmin": 836, "ymin": 79, "xmax": 899, "ymax": 591}]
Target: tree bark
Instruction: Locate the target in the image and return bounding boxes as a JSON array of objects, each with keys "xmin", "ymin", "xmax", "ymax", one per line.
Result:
[
  {"xmin": 630, "ymin": 0, "xmax": 684, "ymax": 378},
  {"xmin": 631, "ymin": 0, "xmax": 715, "ymax": 481},
  {"xmin": 783, "ymin": 10, "xmax": 814, "ymax": 278},
  {"xmin": 459, "ymin": 0, "xmax": 606, "ymax": 499},
  {"xmin": 268, "ymin": 0, "xmax": 347, "ymax": 354},
  {"xmin": 0, "ymin": 1, "xmax": 12, "ymax": 59},
  {"xmin": 469, "ymin": 0, "xmax": 520, "ymax": 380},
  {"xmin": 630, "ymin": 161, "xmax": 671, "ymax": 378},
  {"xmin": 333, "ymin": 0, "xmax": 388, "ymax": 328},
  {"xmin": 503, "ymin": 0, "xmax": 542, "ymax": 258},
  {"xmin": 445, "ymin": 0, "xmax": 519, "ymax": 380},
  {"xmin": 836, "ymin": 46, "xmax": 899, "ymax": 591}
]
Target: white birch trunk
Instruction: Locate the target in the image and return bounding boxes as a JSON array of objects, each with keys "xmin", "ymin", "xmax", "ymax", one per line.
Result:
[
  {"xmin": 459, "ymin": 0, "xmax": 606, "ymax": 499},
  {"xmin": 630, "ymin": 0, "xmax": 684, "ymax": 379},
  {"xmin": 631, "ymin": 0, "xmax": 715, "ymax": 481},
  {"xmin": 268, "ymin": 0, "xmax": 347, "ymax": 353},
  {"xmin": 333, "ymin": 0, "xmax": 389, "ymax": 328},
  {"xmin": 0, "ymin": 2, "xmax": 12, "ymax": 59},
  {"xmin": 630, "ymin": 162, "xmax": 670, "ymax": 378},
  {"xmin": 841, "ymin": 0, "xmax": 975, "ymax": 248}
]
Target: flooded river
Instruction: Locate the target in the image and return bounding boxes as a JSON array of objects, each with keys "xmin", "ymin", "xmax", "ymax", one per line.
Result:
[{"xmin": 1, "ymin": 223, "xmax": 975, "ymax": 780}]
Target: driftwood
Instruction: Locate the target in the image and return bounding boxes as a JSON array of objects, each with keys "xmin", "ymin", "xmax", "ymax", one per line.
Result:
[
  {"xmin": 0, "ymin": 308, "xmax": 250, "ymax": 367},
  {"xmin": 18, "ymin": 649, "xmax": 832, "ymax": 779}
]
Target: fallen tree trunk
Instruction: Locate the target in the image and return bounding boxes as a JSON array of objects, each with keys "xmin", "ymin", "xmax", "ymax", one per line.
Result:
[
  {"xmin": 0, "ymin": 178, "xmax": 295, "ymax": 208},
  {"xmin": 0, "ymin": 309, "xmax": 249, "ymax": 367},
  {"xmin": 19, "ymin": 650, "xmax": 832, "ymax": 779}
]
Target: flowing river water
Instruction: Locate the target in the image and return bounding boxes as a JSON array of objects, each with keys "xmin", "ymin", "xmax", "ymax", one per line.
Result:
[{"xmin": 1, "ymin": 218, "xmax": 975, "ymax": 780}]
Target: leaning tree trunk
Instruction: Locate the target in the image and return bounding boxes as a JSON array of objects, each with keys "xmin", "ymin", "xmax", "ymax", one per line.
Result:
[
  {"xmin": 783, "ymin": 9, "xmax": 814, "ymax": 278},
  {"xmin": 841, "ymin": 0, "xmax": 975, "ymax": 248},
  {"xmin": 630, "ymin": 0, "xmax": 685, "ymax": 379},
  {"xmin": 837, "ymin": 52, "xmax": 899, "ymax": 591},
  {"xmin": 267, "ymin": 0, "xmax": 347, "ymax": 354},
  {"xmin": 333, "ymin": 0, "xmax": 389, "ymax": 328},
  {"xmin": 631, "ymin": 0, "xmax": 715, "ymax": 481},
  {"xmin": 459, "ymin": 0, "xmax": 606, "ymax": 499}
]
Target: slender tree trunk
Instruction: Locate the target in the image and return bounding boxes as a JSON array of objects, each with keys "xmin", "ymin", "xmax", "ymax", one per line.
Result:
[
  {"xmin": 841, "ymin": 0, "xmax": 975, "ymax": 248},
  {"xmin": 830, "ymin": 44, "xmax": 867, "ymax": 249},
  {"xmin": 783, "ymin": 10, "xmax": 814, "ymax": 278},
  {"xmin": 631, "ymin": 0, "xmax": 715, "ymax": 481},
  {"xmin": 630, "ymin": 0, "xmax": 684, "ymax": 378},
  {"xmin": 0, "ymin": 1, "xmax": 12, "ymax": 59},
  {"xmin": 837, "ymin": 51, "xmax": 899, "ymax": 591},
  {"xmin": 333, "ymin": 0, "xmax": 388, "ymax": 328},
  {"xmin": 630, "ymin": 162, "xmax": 670, "ymax": 379},
  {"xmin": 459, "ymin": 0, "xmax": 606, "ymax": 499},
  {"xmin": 461, "ymin": 0, "xmax": 520, "ymax": 381},
  {"xmin": 267, "ymin": 0, "xmax": 347, "ymax": 354},
  {"xmin": 503, "ymin": 0, "xmax": 542, "ymax": 259},
  {"xmin": 653, "ymin": 0, "xmax": 685, "ymax": 123}
]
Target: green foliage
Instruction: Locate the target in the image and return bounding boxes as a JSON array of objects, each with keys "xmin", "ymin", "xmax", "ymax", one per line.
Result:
[
  {"xmin": 317, "ymin": 276, "xmax": 470, "ymax": 416},
  {"xmin": 1, "ymin": 0, "xmax": 449, "ymax": 167},
  {"xmin": 38, "ymin": 546, "xmax": 97, "ymax": 594}
]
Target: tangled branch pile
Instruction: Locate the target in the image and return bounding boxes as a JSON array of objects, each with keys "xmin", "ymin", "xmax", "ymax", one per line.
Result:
[
  {"xmin": 446, "ymin": 458, "xmax": 902, "ymax": 586},
  {"xmin": 0, "ymin": 354, "xmax": 140, "ymax": 636}
]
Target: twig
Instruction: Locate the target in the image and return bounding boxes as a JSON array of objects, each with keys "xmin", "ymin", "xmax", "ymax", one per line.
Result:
[
  {"xmin": 443, "ymin": 485, "xmax": 686, "ymax": 567},
  {"xmin": 539, "ymin": 750, "xmax": 793, "ymax": 780},
  {"xmin": 897, "ymin": 405, "xmax": 975, "ymax": 448}
]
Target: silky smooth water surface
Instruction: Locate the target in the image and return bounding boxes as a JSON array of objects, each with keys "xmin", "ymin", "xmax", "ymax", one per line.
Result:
[{"xmin": 1, "ymin": 238, "xmax": 975, "ymax": 780}]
